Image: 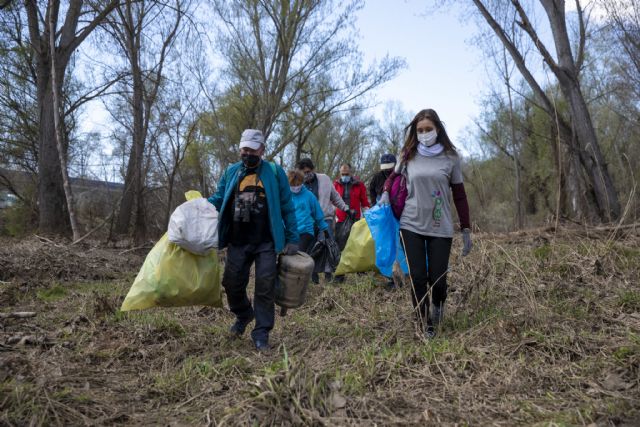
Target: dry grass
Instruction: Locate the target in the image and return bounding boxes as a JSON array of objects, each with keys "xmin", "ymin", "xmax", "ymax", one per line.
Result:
[{"xmin": 1, "ymin": 228, "xmax": 639, "ymax": 426}]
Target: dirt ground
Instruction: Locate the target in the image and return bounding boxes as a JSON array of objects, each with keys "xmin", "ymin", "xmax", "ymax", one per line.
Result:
[{"xmin": 1, "ymin": 228, "xmax": 639, "ymax": 426}]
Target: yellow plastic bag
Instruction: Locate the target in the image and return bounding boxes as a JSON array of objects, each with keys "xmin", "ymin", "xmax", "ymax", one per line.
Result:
[
  {"xmin": 334, "ymin": 218, "xmax": 377, "ymax": 275},
  {"xmin": 121, "ymin": 191, "xmax": 223, "ymax": 311}
]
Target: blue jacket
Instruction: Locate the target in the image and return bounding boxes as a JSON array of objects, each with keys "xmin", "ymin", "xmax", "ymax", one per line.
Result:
[
  {"xmin": 291, "ymin": 187, "xmax": 329, "ymax": 236},
  {"xmin": 208, "ymin": 160, "xmax": 299, "ymax": 252}
]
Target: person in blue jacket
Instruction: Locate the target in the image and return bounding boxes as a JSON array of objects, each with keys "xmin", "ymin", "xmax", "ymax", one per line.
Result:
[
  {"xmin": 208, "ymin": 129, "xmax": 299, "ymax": 352},
  {"xmin": 287, "ymin": 169, "xmax": 329, "ymax": 258}
]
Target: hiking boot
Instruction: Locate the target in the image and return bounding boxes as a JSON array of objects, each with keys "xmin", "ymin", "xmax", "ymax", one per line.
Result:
[
  {"xmin": 254, "ymin": 340, "xmax": 271, "ymax": 353},
  {"xmin": 424, "ymin": 325, "xmax": 436, "ymax": 339},
  {"xmin": 431, "ymin": 303, "xmax": 444, "ymax": 326},
  {"xmin": 228, "ymin": 314, "xmax": 254, "ymax": 338}
]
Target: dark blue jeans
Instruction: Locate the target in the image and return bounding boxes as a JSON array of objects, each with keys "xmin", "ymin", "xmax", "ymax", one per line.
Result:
[{"xmin": 222, "ymin": 241, "xmax": 277, "ymax": 342}]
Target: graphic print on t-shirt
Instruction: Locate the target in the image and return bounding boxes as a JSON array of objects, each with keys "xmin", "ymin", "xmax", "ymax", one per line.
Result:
[
  {"xmin": 237, "ymin": 172, "xmax": 266, "ymax": 205},
  {"xmin": 432, "ymin": 190, "xmax": 443, "ymax": 228},
  {"xmin": 231, "ymin": 171, "xmax": 270, "ymax": 244}
]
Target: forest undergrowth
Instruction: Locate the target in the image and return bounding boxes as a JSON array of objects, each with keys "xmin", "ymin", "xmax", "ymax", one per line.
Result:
[{"xmin": 1, "ymin": 227, "xmax": 639, "ymax": 426}]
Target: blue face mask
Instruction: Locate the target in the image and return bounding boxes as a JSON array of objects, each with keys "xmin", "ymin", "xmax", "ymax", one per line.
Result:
[{"xmin": 340, "ymin": 175, "xmax": 351, "ymax": 183}]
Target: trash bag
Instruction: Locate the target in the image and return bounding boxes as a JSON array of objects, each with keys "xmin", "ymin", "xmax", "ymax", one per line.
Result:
[
  {"xmin": 309, "ymin": 237, "xmax": 340, "ymax": 273},
  {"xmin": 335, "ymin": 214, "xmax": 354, "ymax": 251},
  {"xmin": 364, "ymin": 204, "xmax": 398, "ymax": 278},
  {"xmin": 121, "ymin": 190, "xmax": 223, "ymax": 312},
  {"xmin": 334, "ymin": 218, "xmax": 377, "ymax": 275},
  {"xmin": 168, "ymin": 191, "xmax": 218, "ymax": 255}
]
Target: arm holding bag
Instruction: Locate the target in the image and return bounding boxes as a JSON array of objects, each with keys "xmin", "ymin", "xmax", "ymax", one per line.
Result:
[{"xmin": 364, "ymin": 204, "xmax": 398, "ymax": 278}]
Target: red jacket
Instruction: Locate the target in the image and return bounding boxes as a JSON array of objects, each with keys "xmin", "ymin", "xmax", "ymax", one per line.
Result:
[{"xmin": 334, "ymin": 177, "xmax": 370, "ymax": 223}]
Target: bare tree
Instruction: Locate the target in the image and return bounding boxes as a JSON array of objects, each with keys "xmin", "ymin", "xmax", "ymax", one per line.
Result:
[
  {"xmin": 25, "ymin": 0, "xmax": 119, "ymax": 235},
  {"xmin": 150, "ymin": 65, "xmax": 205, "ymax": 229},
  {"xmin": 47, "ymin": 0, "xmax": 80, "ymax": 240},
  {"xmin": 600, "ymin": 0, "xmax": 640, "ymax": 98},
  {"xmin": 374, "ymin": 101, "xmax": 412, "ymax": 154},
  {"xmin": 101, "ymin": 0, "xmax": 187, "ymax": 240},
  {"xmin": 213, "ymin": 0, "xmax": 404, "ymax": 160},
  {"xmin": 470, "ymin": 0, "xmax": 621, "ymax": 222}
]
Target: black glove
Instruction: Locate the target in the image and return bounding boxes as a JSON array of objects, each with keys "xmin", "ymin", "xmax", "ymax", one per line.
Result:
[
  {"xmin": 349, "ymin": 209, "xmax": 357, "ymax": 220},
  {"xmin": 283, "ymin": 242, "xmax": 299, "ymax": 256}
]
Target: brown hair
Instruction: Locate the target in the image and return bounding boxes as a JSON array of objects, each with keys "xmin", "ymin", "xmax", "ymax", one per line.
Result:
[
  {"xmin": 401, "ymin": 108, "xmax": 457, "ymax": 161},
  {"xmin": 287, "ymin": 169, "xmax": 304, "ymax": 186}
]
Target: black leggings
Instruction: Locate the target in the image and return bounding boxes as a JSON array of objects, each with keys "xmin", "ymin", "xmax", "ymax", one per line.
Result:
[{"xmin": 400, "ymin": 229, "xmax": 452, "ymax": 325}]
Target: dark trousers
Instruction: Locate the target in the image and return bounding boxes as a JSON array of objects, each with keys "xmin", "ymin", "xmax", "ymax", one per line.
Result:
[
  {"xmin": 222, "ymin": 241, "xmax": 277, "ymax": 342},
  {"xmin": 400, "ymin": 229, "xmax": 452, "ymax": 325}
]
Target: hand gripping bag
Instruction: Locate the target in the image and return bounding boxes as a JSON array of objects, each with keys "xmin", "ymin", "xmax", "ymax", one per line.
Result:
[
  {"xmin": 334, "ymin": 218, "xmax": 377, "ymax": 275},
  {"xmin": 309, "ymin": 237, "xmax": 341, "ymax": 273},
  {"xmin": 364, "ymin": 204, "xmax": 398, "ymax": 278},
  {"xmin": 121, "ymin": 191, "xmax": 223, "ymax": 311},
  {"xmin": 168, "ymin": 191, "xmax": 218, "ymax": 255},
  {"xmin": 335, "ymin": 214, "xmax": 354, "ymax": 251}
]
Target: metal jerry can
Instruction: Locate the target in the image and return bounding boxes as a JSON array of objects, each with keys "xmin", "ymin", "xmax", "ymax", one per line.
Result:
[{"xmin": 275, "ymin": 251, "xmax": 315, "ymax": 314}]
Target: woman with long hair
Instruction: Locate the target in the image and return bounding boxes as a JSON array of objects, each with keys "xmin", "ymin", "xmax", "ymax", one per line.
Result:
[{"xmin": 380, "ymin": 108, "xmax": 472, "ymax": 338}]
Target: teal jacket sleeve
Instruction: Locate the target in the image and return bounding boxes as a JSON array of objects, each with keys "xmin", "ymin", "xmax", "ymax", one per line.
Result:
[
  {"xmin": 311, "ymin": 195, "xmax": 328, "ymax": 232},
  {"xmin": 207, "ymin": 168, "xmax": 227, "ymax": 211},
  {"xmin": 277, "ymin": 166, "xmax": 299, "ymax": 244}
]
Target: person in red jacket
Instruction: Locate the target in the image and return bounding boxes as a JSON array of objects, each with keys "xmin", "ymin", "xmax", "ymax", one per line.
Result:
[{"xmin": 334, "ymin": 163, "xmax": 370, "ymax": 223}]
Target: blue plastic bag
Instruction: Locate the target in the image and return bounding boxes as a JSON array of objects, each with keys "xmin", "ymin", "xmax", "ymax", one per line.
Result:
[{"xmin": 365, "ymin": 205, "xmax": 399, "ymax": 277}]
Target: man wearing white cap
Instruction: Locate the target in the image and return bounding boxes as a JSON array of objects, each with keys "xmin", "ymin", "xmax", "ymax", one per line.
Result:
[{"xmin": 208, "ymin": 129, "xmax": 299, "ymax": 352}]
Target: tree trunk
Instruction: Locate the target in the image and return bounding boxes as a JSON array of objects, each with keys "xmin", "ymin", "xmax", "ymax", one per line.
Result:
[
  {"xmin": 549, "ymin": 116, "xmax": 599, "ymax": 222},
  {"xmin": 49, "ymin": 6, "xmax": 81, "ymax": 241},
  {"xmin": 541, "ymin": 0, "xmax": 621, "ymax": 221},
  {"xmin": 164, "ymin": 174, "xmax": 176, "ymax": 231},
  {"xmin": 504, "ymin": 49, "xmax": 523, "ymax": 230},
  {"xmin": 561, "ymin": 77, "xmax": 621, "ymax": 221},
  {"xmin": 37, "ymin": 78, "xmax": 70, "ymax": 234},
  {"xmin": 114, "ymin": 20, "xmax": 145, "ymax": 236}
]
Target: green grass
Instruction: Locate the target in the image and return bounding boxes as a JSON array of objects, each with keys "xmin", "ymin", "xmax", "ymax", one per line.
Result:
[
  {"xmin": 36, "ymin": 284, "xmax": 67, "ymax": 302},
  {"xmin": 618, "ymin": 290, "xmax": 640, "ymax": 311}
]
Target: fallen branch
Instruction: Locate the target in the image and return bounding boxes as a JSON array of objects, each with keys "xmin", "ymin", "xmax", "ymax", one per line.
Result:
[
  {"xmin": 70, "ymin": 211, "xmax": 116, "ymax": 246},
  {"xmin": 34, "ymin": 234, "xmax": 65, "ymax": 247},
  {"xmin": 118, "ymin": 245, "xmax": 152, "ymax": 255},
  {"xmin": 0, "ymin": 311, "xmax": 36, "ymax": 319}
]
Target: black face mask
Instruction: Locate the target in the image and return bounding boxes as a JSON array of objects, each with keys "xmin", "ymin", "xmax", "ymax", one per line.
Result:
[
  {"xmin": 383, "ymin": 169, "xmax": 392, "ymax": 178},
  {"xmin": 241, "ymin": 153, "xmax": 261, "ymax": 169}
]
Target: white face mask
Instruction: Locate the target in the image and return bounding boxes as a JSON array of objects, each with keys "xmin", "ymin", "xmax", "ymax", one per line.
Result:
[
  {"xmin": 290, "ymin": 185, "xmax": 302, "ymax": 194},
  {"xmin": 417, "ymin": 129, "xmax": 438, "ymax": 147}
]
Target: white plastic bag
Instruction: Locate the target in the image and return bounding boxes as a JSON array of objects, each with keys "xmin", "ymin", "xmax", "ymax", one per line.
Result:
[{"xmin": 168, "ymin": 192, "xmax": 218, "ymax": 255}]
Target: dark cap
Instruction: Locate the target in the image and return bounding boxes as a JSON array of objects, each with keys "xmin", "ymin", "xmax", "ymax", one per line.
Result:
[{"xmin": 380, "ymin": 153, "xmax": 396, "ymax": 170}]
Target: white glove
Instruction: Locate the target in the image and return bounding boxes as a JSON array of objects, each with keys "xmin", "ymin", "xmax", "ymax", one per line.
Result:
[{"xmin": 378, "ymin": 191, "xmax": 390, "ymax": 206}]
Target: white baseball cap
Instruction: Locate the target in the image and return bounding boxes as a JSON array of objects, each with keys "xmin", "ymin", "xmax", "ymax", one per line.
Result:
[{"xmin": 239, "ymin": 129, "xmax": 265, "ymax": 150}]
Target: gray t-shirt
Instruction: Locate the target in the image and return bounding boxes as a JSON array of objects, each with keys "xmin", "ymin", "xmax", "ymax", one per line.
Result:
[{"xmin": 399, "ymin": 152, "xmax": 463, "ymax": 238}]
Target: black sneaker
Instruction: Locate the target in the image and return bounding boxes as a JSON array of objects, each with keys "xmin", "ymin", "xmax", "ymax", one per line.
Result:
[
  {"xmin": 425, "ymin": 325, "xmax": 436, "ymax": 339},
  {"xmin": 254, "ymin": 340, "xmax": 271, "ymax": 353},
  {"xmin": 229, "ymin": 314, "xmax": 254, "ymax": 338}
]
